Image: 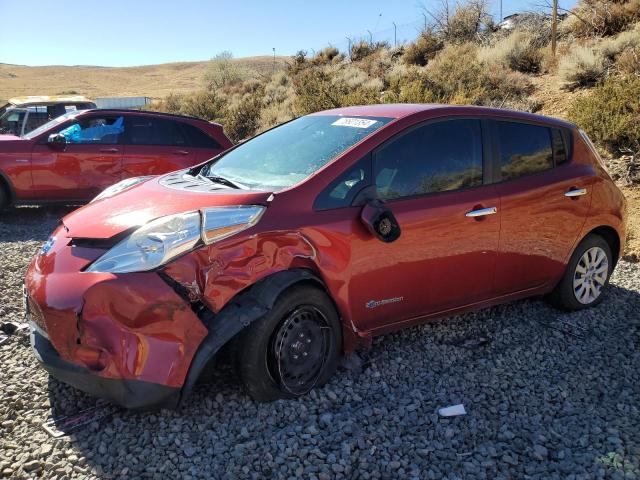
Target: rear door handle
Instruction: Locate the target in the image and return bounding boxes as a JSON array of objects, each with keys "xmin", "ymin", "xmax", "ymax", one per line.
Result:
[
  {"xmin": 465, "ymin": 207, "xmax": 498, "ymax": 218},
  {"xmin": 173, "ymin": 150, "xmax": 190, "ymax": 155},
  {"xmin": 565, "ymin": 187, "xmax": 587, "ymax": 197},
  {"xmin": 100, "ymin": 148, "xmax": 119, "ymax": 153}
]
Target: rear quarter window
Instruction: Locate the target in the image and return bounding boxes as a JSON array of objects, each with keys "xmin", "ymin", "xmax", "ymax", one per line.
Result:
[{"xmin": 181, "ymin": 123, "xmax": 221, "ymax": 149}]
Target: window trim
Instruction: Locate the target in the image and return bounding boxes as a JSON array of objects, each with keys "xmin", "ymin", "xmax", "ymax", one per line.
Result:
[
  {"xmin": 487, "ymin": 118, "xmax": 574, "ymax": 185},
  {"xmin": 371, "ymin": 116, "xmax": 489, "ymax": 203}
]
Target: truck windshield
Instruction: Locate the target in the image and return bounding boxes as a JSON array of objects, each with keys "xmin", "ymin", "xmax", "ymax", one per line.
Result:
[{"xmin": 202, "ymin": 115, "xmax": 392, "ymax": 190}]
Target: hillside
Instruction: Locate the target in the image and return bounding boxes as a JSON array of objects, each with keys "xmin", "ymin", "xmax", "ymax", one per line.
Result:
[{"xmin": 0, "ymin": 56, "xmax": 288, "ymax": 101}]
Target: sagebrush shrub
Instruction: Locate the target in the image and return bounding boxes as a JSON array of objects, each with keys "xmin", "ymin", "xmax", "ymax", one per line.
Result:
[
  {"xmin": 402, "ymin": 31, "xmax": 443, "ymax": 66},
  {"xmin": 559, "ymin": 46, "xmax": 607, "ymax": 88},
  {"xmin": 564, "ymin": 0, "xmax": 640, "ymax": 37},
  {"xmin": 568, "ymin": 76, "xmax": 640, "ymax": 153},
  {"xmin": 224, "ymin": 93, "xmax": 264, "ymax": 143}
]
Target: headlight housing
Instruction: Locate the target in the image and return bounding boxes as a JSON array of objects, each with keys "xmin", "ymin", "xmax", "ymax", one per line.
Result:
[
  {"xmin": 92, "ymin": 176, "xmax": 152, "ymax": 203},
  {"xmin": 86, "ymin": 206, "xmax": 265, "ymax": 273}
]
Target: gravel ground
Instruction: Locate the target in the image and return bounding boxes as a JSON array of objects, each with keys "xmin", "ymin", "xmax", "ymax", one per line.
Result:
[{"xmin": 1, "ymin": 206, "xmax": 640, "ymax": 480}]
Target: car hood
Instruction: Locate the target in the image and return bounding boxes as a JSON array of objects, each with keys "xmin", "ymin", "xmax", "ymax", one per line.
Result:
[{"xmin": 62, "ymin": 175, "xmax": 274, "ymax": 239}]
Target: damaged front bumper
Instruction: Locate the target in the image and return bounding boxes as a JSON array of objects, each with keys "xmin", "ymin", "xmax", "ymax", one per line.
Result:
[
  {"xmin": 30, "ymin": 325, "xmax": 180, "ymax": 410},
  {"xmin": 24, "ymin": 227, "xmax": 209, "ymax": 409}
]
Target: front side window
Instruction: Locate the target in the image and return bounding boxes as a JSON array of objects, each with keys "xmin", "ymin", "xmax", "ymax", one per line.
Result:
[
  {"xmin": 58, "ymin": 116, "xmax": 124, "ymax": 144},
  {"xmin": 127, "ymin": 117, "xmax": 187, "ymax": 146},
  {"xmin": 374, "ymin": 119, "xmax": 483, "ymax": 200},
  {"xmin": 497, "ymin": 122, "xmax": 553, "ymax": 181},
  {"xmin": 202, "ymin": 115, "xmax": 392, "ymax": 190},
  {"xmin": 24, "ymin": 110, "xmax": 82, "ymax": 140}
]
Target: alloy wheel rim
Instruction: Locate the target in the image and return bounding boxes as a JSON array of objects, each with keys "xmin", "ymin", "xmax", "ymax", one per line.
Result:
[
  {"xmin": 573, "ymin": 246, "xmax": 608, "ymax": 305},
  {"xmin": 270, "ymin": 306, "xmax": 330, "ymax": 395}
]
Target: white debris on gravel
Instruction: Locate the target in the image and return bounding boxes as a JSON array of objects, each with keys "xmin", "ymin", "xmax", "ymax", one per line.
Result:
[{"xmin": 1, "ymin": 206, "xmax": 640, "ymax": 479}]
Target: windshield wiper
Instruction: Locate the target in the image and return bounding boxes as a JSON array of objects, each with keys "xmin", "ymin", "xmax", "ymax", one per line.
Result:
[{"xmin": 197, "ymin": 172, "xmax": 246, "ymax": 190}]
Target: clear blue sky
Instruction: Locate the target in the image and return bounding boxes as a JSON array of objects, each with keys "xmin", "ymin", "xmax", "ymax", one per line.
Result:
[{"xmin": 0, "ymin": 0, "xmax": 577, "ymax": 67}]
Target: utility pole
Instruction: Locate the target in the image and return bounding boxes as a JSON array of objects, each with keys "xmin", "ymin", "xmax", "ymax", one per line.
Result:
[
  {"xmin": 272, "ymin": 47, "xmax": 276, "ymax": 72},
  {"xmin": 346, "ymin": 37, "xmax": 352, "ymax": 61},
  {"xmin": 500, "ymin": 0, "xmax": 503, "ymax": 22},
  {"xmin": 551, "ymin": 0, "xmax": 558, "ymax": 56},
  {"xmin": 367, "ymin": 29, "xmax": 373, "ymax": 45},
  {"xmin": 422, "ymin": 12, "xmax": 427, "ymax": 31},
  {"xmin": 393, "ymin": 22, "xmax": 397, "ymax": 47}
]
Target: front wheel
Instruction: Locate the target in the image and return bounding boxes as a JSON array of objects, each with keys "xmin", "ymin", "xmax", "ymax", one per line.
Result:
[
  {"xmin": 235, "ymin": 285, "xmax": 342, "ymax": 402},
  {"xmin": 548, "ymin": 234, "xmax": 613, "ymax": 310}
]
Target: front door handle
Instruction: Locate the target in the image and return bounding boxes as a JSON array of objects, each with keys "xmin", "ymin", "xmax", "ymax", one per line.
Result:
[
  {"xmin": 465, "ymin": 206, "xmax": 498, "ymax": 218},
  {"xmin": 173, "ymin": 150, "xmax": 190, "ymax": 156},
  {"xmin": 565, "ymin": 187, "xmax": 587, "ymax": 197},
  {"xmin": 100, "ymin": 148, "xmax": 119, "ymax": 153}
]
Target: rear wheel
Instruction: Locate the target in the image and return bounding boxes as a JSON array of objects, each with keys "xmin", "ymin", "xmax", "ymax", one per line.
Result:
[
  {"xmin": 235, "ymin": 285, "xmax": 342, "ymax": 402},
  {"xmin": 548, "ymin": 234, "xmax": 613, "ymax": 310}
]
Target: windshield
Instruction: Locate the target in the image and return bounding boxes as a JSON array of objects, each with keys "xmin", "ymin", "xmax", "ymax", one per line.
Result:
[
  {"xmin": 23, "ymin": 110, "xmax": 82, "ymax": 140},
  {"xmin": 203, "ymin": 115, "xmax": 392, "ymax": 190}
]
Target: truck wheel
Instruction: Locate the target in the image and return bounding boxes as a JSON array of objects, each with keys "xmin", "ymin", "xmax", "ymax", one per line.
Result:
[
  {"xmin": 548, "ymin": 234, "xmax": 613, "ymax": 310},
  {"xmin": 235, "ymin": 285, "xmax": 342, "ymax": 402}
]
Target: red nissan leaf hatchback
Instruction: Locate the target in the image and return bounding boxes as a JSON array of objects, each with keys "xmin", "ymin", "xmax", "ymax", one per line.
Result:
[
  {"xmin": 0, "ymin": 109, "xmax": 231, "ymax": 209},
  {"xmin": 25, "ymin": 104, "xmax": 627, "ymax": 409}
]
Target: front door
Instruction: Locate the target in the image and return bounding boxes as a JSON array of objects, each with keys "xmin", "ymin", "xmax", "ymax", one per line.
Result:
[
  {"xmin": 30, "ymin": 114, "xmax": 124, "ymax": 200},
  {"xmin": 327, "ymin": 118, "xmax": 501, "ymax": 334}
]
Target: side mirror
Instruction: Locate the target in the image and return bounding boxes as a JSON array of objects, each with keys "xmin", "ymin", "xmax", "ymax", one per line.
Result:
[
  {"xmin": 360, "ymin": 198, "xmax": 401, "ymax": 243},
  {"xmin": 47, "ymin": 133, "xmax": 67, "ymax": 150}
]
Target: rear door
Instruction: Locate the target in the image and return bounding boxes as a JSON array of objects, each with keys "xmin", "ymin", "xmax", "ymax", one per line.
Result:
[
  {"xmin": 122, "ymin": 116, "xmax": 196, "ymax": 178},
  {"xmin": 492, "ymin": 120, "xmax": 592, "ymax": 294},
  {"xmin": 30, "ymin": 114, "xmax": 124, "ymax": 200}
]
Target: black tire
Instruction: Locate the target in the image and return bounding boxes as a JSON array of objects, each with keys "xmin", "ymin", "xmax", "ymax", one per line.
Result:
[
  {"xmin": 0, "ymin": 184, "xmax": 8, "ymax": 211},
  {"xmin": 235, "ymin": 284, "xmax": 342, "ymax": 402},
  {"xmin": 548, "ymin": 234, "xmax": 613, "ymax": 310}
]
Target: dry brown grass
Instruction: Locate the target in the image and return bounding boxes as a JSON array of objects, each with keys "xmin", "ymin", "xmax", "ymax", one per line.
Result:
[
  {"xmin": 620, "ymin": 186, "xmax": 640, "ymax": 261},
  {"xmin": 0, "ymin": 56, "xmax": 288, "ymax": 101}
]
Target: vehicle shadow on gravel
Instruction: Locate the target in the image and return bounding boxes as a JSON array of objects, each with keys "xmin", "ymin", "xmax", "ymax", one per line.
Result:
[
  {"xmin": 41, "ymin": 269, "xmax": 640, "ymax": 479},
  {"xmin": 0, "ymin": 206, "xmax": 78, "ymax": 241}
]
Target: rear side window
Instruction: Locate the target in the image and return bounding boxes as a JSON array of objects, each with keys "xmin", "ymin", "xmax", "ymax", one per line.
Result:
[
  {"xmin": 181, "ymin": 123, "xmax": 221, "ymax": 149},
  {"xmin": 374, "ymin": 119, "xmax": 483, "ymax": 200},
  {"xmin": 497, "ymin": 122, "xmax": 553, "ymax": 181},
  {"xmin": 127, "ymin": 117, "xmax": 187, "ymax": 146}
]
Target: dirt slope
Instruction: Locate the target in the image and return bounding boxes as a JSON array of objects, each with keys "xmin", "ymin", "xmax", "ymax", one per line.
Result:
[{"xmin": 0, "ymin": 56, "xmax": 288, "ymax": 101}]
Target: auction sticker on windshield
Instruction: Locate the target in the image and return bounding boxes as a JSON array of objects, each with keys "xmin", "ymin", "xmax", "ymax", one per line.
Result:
[{"xmin": 332, "ymin": 118, "xmax": 379, "ymax": 128}]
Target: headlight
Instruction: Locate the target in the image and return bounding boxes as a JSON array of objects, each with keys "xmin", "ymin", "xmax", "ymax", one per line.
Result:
[
  {"xmin": 92, "ymin": 176, "xmax": 152, "ymax": 203},
  {"xmin": 86, "ymin": 206, "xmax": 265, "ymax": 273}
]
